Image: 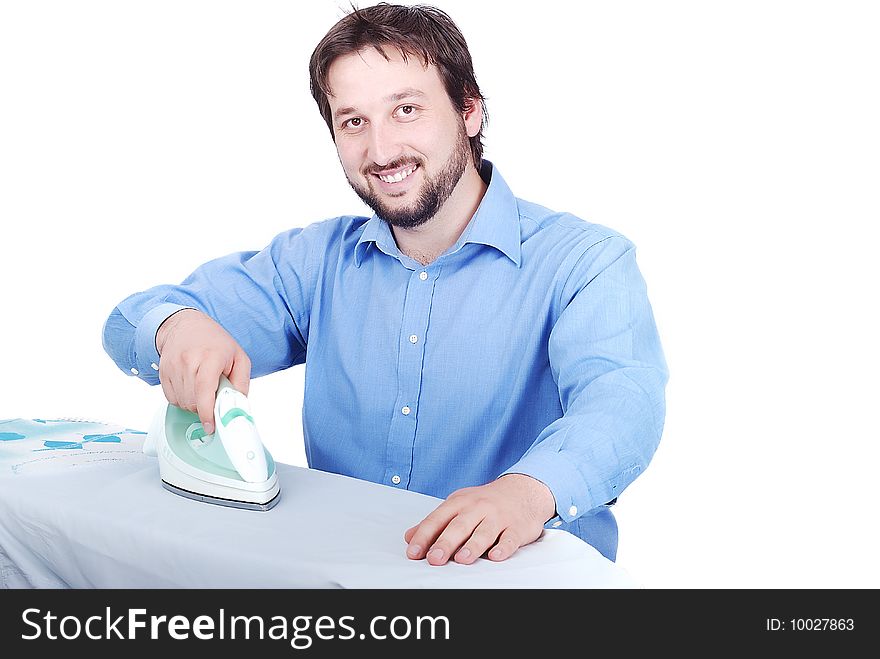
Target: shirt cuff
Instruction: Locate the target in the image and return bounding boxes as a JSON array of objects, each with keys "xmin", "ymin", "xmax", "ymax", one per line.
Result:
[
  {"xmin": 501, "ymin": 449, "xmax": 604, "ymax": 528},
  {"xmin": 132, "ymin": 303, "xmax": 196, "ymax": 384}
]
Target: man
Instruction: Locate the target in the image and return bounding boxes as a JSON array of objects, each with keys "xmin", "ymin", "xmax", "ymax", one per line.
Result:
[{"xmin": 102, "ymin": 3, "xmax": 668, "ymax": 565}]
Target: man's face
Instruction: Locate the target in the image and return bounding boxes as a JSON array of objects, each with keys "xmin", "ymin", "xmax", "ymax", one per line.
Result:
[{"xmin": 326, "ymin": 46, "xmax": 475, "ymax": 229}]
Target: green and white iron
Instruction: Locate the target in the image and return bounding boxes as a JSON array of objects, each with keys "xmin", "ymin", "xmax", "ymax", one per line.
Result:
[{"xmin": 144, "ymin": 375, "xmax": 281, "ymax": 511}]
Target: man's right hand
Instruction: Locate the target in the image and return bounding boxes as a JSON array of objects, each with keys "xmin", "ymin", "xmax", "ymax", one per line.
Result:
[{"xmin": 155, "ymin": 309, "xmax": 252, "ymax": 434}]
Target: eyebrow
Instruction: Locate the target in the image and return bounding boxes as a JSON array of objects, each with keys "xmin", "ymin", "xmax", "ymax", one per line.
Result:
[{"xmin": 333, "ymin": 88, "xmax": 426, "ymax": 122}]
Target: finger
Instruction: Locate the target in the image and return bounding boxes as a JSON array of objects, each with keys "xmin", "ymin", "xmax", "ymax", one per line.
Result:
[
  {"xmin": 195, "ymin": 362, "xmax": 222, "ymax": 434},
  {"xmin": 172, "ymin": 350, "xmax": 201, "ymax": 416},
  {"xmin": 159, "ymin": 363, "xmax": 179, "ymax": 408},
  {"xmin": 453, "ymin": 518, "xmax": 501, "ymax": 565},
  {"xmin": 425, "ymin": 510, "xmax": 486, "ymax": 566},
  {"xmin": 403, "ymin": 519, "xmax": 445, "ymax": 544},
  {"xmin": 227, "ymin": 351, "xmax": 251, "ymax": 397},
  {"xmin": 160, "ymin": 358, "xmax": 188, "ymax": 412},
  {"xmin": 487, "ymin": 528, "xmax": 523, "ymax": 562},
  {"xmin": 405, "ymin": 504, "xmax": 460, "ymax": 561}
]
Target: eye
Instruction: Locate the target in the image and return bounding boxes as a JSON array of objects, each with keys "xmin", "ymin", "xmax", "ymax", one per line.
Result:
[
  {"xmin": 343, "ymin": 117, "xmax": 364, "ymax": 130},
  {"xmin": 395, "ymin": 104, "xmax": 418, "ymax": 119}
]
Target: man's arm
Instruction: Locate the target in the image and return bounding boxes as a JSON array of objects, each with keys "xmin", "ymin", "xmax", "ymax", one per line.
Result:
[
  {"xmin": 404, "ymin": 236, "xmax": 668, "ymax": 565},
  {"xmin": 102, "ymin": 229, "xmax": 313, "ymax": 427}
]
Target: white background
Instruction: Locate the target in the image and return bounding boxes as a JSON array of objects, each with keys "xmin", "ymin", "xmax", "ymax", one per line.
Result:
[{"xmin": 1, "ymin": 0, "xmax": 878, "ymax": 588}]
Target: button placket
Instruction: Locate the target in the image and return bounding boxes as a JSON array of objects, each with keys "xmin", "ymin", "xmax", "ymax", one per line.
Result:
[{"xmin": 382, "ymin": 266, "xmax": 438, "ymax": 489}]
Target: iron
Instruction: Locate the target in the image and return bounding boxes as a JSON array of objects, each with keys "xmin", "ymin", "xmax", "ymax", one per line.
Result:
[{"xmin": 143, "ymin": 375, "xmax": 281, "ymax": 510}]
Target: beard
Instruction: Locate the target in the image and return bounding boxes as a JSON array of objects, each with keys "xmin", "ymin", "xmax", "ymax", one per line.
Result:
[{"xmin": 346, "ymin": 127, "xmax": 471, "ymax": 230}]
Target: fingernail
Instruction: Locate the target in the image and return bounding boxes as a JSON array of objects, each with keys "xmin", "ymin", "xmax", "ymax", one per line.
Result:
[
  {"xmin": 407, "ymin": 544, "xmax": 421, "ymax": 557},
  {"xmin": 490, "ymin": 548, "xmax": 503, "ymax": 560},
  {"xmin": 456, "ymin": 547, "xmax": 471, "ymax": 561},
  {"xmin": 428, "ymin": 547, "xmax": 444, "ymax": 562},
  {"xmin": 204, "ymin": 423, "xmax": 214, "ymax": 435}
]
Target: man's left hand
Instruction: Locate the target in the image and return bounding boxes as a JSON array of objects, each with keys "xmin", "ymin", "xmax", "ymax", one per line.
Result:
[{"xmin": 403, "ymin": 474, "xmax": 556, "ymax": 565}]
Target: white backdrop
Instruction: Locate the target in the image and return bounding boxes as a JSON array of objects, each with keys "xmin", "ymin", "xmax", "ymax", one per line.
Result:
[{"xmin": 2, "ymin": 0, "xmax": 878, "ymax": 588}]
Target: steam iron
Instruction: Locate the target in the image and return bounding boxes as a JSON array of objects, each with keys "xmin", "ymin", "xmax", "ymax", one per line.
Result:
[{"xmin": 144, "ymin": 375, "xmax": 281, "ymax": 511}]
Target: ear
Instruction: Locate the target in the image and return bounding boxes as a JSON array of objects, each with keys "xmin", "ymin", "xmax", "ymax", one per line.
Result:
[{"xmin": 462, "ymin": 98, "xmax": 483, "ymax": 139}]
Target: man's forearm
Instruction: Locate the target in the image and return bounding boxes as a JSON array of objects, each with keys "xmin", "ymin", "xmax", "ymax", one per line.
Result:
[
  {"xmin": 497, "ymin": 473, "xmax": 556, "ymax": 524},
  {"xmin": 155, "ymin": 307, "xmax": 202, "ymax": 355}
]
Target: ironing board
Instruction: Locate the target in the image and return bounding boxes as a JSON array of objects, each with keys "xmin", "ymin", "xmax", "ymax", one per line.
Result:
[{"xmin": 0, "ymin": 418, "xmax": 638, "ymax": 588}]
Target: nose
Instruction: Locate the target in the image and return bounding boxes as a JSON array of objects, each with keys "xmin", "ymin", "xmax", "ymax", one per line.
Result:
[{"xmin": 366, "ymin": 121, "xmax": 402, "ymax": 168}]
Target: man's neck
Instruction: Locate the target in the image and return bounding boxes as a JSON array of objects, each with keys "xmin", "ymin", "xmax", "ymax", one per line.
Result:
[{"xmin": 391, "ymin": 165, "xmax": 488, "ymax": 266}]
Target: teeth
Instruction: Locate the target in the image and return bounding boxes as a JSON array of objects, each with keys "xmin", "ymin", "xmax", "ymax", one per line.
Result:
[{"xmin": 378, "ymin": 165, "xmax": 416, "ymax": 183}]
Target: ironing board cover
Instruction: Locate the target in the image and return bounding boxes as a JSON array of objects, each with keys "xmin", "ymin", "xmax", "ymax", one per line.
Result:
[
  {"xmin": 0, "ymin": 418, "xmax": 151, "ymax": 476},
  {"xmin": 0, "ymin": 417, "xmax": 639, "ymax": 588}
]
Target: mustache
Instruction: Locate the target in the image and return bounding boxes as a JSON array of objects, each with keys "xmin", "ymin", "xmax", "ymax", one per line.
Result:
[{"xmin": 363, "ymin": 157, "xmax": 422, "ymax": 176}]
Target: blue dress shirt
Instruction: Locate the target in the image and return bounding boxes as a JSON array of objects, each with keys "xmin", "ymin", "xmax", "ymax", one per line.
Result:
[{"xmin": 102, "ymin": 161, "xmax": 668, "ymax": 560}]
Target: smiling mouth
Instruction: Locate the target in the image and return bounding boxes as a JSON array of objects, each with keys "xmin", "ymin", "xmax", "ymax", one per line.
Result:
[{"xmin": 374, "ymin": 163, "xmax": 419, "ymax": 184}]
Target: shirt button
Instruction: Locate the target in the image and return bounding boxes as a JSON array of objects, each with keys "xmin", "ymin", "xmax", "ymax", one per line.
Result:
[
  {"xmin": 401, "ymin": 406, "xmax": 411, "ymax": 415},
  {"xmin": 151, "ymin": 362, "xmax": 159, "ymax": 371},
  {"xmin": 130, "ymin": 367, "xmax": 139, "ymax": 375},
  {"xmin": 409, "ymin": 334, "xmax": 418, "ymax": 344},
  {"xmin": 568, "ymin": 505, "xmax": 578, "ymax": 517},
  {"xmin": 552, "ymin": 520, "xmax": 563, "ymax": 528},
  {"xmin": 419, "ymin": 271, "xmax": 428, "ymax": 281},
  {"xmin": 391, "ymin": 475, "xmax": 401, "ymax": 485}
]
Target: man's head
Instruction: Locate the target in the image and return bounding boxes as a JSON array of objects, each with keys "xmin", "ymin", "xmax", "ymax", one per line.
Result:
[{"xmin": 309, "ymin": 3, "xmax": 487, "ymax": 228}]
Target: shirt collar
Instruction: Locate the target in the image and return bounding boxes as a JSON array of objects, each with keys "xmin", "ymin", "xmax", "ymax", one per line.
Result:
[
  {"xmin": 354, "ymin": 160, "xmax": 522, "ymax": 267},
  {"xmin": 354, "ymin": 209, "xmax": 399, "ymax": 266}
]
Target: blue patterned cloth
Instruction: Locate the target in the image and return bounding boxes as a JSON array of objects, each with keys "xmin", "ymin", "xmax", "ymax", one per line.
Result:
[{"xmin": 0, "ymin": 418, "xmax": 149, "ymax": 476}]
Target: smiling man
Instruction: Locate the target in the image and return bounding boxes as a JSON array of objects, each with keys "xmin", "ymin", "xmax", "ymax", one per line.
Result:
[
  {"xmin": 326, "ymin": 48, "xmax": 484, "ymax": 261},
  {"xmin": 102, "ymin": 3, "xmax": 668, "ymax": 566}
]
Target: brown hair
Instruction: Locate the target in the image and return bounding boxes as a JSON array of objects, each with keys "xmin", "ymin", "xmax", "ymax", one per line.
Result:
[{"xmin": 309, "ymin": 3, "xmax": 487, "ymax": 168}]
